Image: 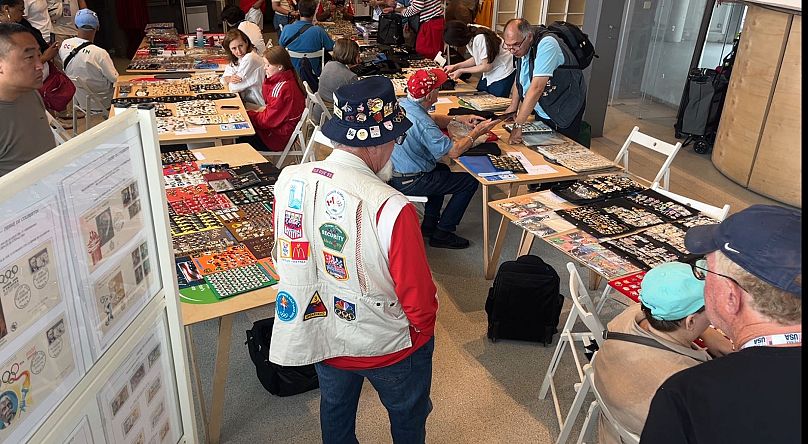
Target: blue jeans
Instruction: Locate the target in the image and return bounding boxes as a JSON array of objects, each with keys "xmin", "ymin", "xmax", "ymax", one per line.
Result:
[
  {"xmin": 315, "ymin": 338, "xmax": 435, "ymax": 444},
  {"xmin": 477, "ymin": 71, "xmax": 516, "ymax": 98},
  {"xmin": 389, "ymin": 164, "xmax": 479, "ymax": 233},
  {"xmin": 274, "ymin": 13, "xmax": 292, "ymax": 32}
]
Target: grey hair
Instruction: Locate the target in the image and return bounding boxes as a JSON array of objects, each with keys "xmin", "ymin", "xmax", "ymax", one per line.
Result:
[
  {"xmin": 504, "ymin": 18, "xmax": 533, "ymax": 37},
  {"xmin": 406, "ymin": 91, "xmax": 428, "ymax": 103},
  {"xmin": 334, "ymin": 142, "xmax": 389, "ymax": 151}
]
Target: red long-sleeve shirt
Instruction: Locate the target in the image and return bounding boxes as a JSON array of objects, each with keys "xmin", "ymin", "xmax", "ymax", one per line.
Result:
[
  {"xmin": 325, "ymin": 200, "xmax": 439, "ymax": 370},
  {"xmin": 246, "ymin": 69, "xmax": 305, "ymax": 151}
]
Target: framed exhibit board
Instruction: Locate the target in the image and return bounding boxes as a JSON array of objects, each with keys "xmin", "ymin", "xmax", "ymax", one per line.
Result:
[{"xmin": 0, "ymin": 108, "xmax": 197, "ymax": 443}]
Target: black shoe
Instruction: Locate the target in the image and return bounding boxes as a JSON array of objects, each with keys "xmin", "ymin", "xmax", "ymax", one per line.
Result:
[
  {"xmin": 421, "ymin": 223, "xmax": 436, "ymax": 237},
  {"xmin": 429, "ymin": 231, "xmax": 470, "ymax": 249}
]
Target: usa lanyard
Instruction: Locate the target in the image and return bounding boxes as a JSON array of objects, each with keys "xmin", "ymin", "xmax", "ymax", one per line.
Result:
[{"xmin": 740, "ymin": 333, "xmax": 802, "ymax": 349}]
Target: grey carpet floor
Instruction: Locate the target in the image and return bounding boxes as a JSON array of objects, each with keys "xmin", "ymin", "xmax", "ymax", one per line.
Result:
[{"xmin": 187, "ymin": 181, "xmax": 627, "ymax": 444}]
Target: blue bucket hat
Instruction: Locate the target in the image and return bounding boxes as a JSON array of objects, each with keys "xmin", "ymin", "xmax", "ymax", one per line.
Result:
[
  {"xmin": 639, "ymin": 262, "xmax": 706, "ymax": 321},
  {"xmin": 75, "ymin": 9, "xmax": 100, "ymax": 30},
  {"xmin": 685, "ymin": 204, "xmax": 801, "ymax": 297},
  {"xmin": 321, "ymin": 76, "xmax": 412, "ymax": 147}
]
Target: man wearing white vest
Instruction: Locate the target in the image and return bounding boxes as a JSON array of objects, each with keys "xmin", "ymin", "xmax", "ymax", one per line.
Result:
[{"xmin": 270, "ymin": 76, "xmax": 439, "ymax": 444}]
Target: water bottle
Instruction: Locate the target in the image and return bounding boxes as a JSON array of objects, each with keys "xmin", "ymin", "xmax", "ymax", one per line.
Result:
[
  {"xmin": 196, "ymin": 27, "xmax": 204, "ymax": 46},
  {"xmin": 363, "ymin": 30, "xmax": 369, "ymax": 44}
]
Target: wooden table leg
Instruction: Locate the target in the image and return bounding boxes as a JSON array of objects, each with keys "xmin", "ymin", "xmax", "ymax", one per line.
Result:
[
  {"xmin": 185, "ymin": 326, "xmax": 208, "ymax": 438},
  {"xmin": 208, "ymin": 314, "xmax": 234, "ymax": 444},
  {"xmin": 518, "ymin": 232, "xmax": 536, "ymax": 257},
  {"xmin": 589, "ymin": 269, "xmax": 602, "ymax": 291},
  {"xmin": 484, "ymin": 184, "xmax": 516, "ymax": 280},
  {"xmin": 482, "ymin": 184, "xmax": 491, "ymax": 277}
]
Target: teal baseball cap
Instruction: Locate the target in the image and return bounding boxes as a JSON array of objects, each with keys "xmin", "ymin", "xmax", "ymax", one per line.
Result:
[{"xmin": 639, "ymin": 262, "xmax": 706, "ymax": 321}]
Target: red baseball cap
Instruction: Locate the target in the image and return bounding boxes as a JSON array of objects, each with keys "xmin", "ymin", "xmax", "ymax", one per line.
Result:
[{"xmin": 406, "ymin": 68, "xmax": 449, "ymax": 99}]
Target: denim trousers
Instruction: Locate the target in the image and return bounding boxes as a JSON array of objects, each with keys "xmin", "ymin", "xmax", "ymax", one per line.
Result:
[
  {"xmin": 315, "ymin": 338, "xmax": 435, "ymax": 444},
  {"xmin": 388, "ymin": 164, "xmax": 479, "ymax": 233},
  {"xmin": 274, "ymin": 13, "xmax": 291, "ymax": 32}
]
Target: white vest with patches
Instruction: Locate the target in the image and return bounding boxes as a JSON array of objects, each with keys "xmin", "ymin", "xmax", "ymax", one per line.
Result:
[{"xmin": 269, "ymin": 151, "xmax": 412, "ymax": 366}]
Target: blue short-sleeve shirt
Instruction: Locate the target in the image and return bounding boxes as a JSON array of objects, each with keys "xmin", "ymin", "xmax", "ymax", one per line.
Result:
[
  {"xmin": 279, "ymin": 20, "xmax": 335, "ymax": 76},
  {"xmin": 392, "ymin": 98, "xmax": 453, "ymax": 174},
  {"xmin": 518, "ymin": 36, "xmax": 565, "ymax": 119}
]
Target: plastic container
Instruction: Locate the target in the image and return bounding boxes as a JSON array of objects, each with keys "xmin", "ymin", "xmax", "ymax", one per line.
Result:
[
  {"xmin": 363, "ymin": 31, "xmax": 369, "ymax": 44},
  {"xmin": 196, "ymin": 27, "xmax": 204, "ymax": 46}
]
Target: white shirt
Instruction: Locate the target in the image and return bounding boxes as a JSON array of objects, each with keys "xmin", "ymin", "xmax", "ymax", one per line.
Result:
[
  {"xmin": 467, "ymin": 27, "xmax": 515, "ymax": 84},
  {"xmin": 238, "ymin": 20, "xmax": 267, "ymax": 56},
  {"xmin": 46, "ymin": 0, "xmax": 78, "ymax": 36},
  {"xmin": 25, "ymin": 0, "xmax": 53, "ymax": 36},
  {"xmin": 59, "ymin": 37, "xmax": 119, "ymax": 111},
  {"xmin": 221, "ymin": 51, "xmax": 266, "ymax": 107}
]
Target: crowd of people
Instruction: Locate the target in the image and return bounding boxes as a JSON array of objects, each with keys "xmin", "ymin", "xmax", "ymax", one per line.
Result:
[{"xmin": 0, "ymin": 3, "xmax": 801, "ymax": 444}]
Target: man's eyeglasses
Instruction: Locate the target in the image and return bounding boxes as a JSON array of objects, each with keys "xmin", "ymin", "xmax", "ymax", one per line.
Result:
[
  {"xmin": 503, "ymin": 35, "xmax": 528, "ymax": 51},
  {"xmin": 689, "ymin": 257, "xmax": 748, "ymax": 293},
  {"xmin": 395, "ymin": 132, "xmax": 407, "ymax": 145}
]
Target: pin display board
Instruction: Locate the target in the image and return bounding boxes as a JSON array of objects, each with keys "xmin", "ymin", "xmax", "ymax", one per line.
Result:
[{"xmin": 0, "ymin": 109, "xmax": 197, "ymax": 443}]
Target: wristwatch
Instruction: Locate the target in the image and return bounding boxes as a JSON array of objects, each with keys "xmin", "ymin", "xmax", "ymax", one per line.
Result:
[{"xmin": 512, "ymin": 122, "xmax": 524, "ymax": 129}]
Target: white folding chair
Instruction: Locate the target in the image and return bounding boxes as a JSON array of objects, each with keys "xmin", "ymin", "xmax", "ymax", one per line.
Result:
[
  {"xmin": 46, "ymin": 111, "xmax": 73, "ymax": 144},
  {"xmin": 259, "ymin": 107, "xmax": 310, "ymax": 167},
  {"xmin": 303, "ymin": 80, "xmax": 332, "ymax": 124},
  {"xmin": 613, "ymin": 126, "xmax": 682, "ymax": 190},
  {"xmin": 594, "ymin": 183, "xmax": 731, "ymax": 314},
  {"xmin": 69, "ymin": 76, "xmax": 107, "ymax": 136},
  {"xmin": 287, "ymin": 48, "xmax": 325, "ymax": 73},
  {"xmin": 541, "ymin": 262, "xmax": 606, "ymax": 444},
  {"xmin": 575, "ymin": 359, "xmax": 640, "ymax": 444}
]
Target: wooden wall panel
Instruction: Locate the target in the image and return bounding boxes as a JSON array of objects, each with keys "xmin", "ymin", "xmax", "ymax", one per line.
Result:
[
  {"xmin": 749, "ymin": 15, "xmax": 802, "ymax": 207},
  {"xmin": 711, "ymin": 5, "xmax": 789, "ymax": 185}
]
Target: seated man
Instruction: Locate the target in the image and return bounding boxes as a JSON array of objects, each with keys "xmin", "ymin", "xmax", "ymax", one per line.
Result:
[
  {"xmin": 390, "ymin": 68, "xmax": 497, "ymax": 249},
  {"xmin": 221, "ymin": 4, "xmax": 267, "ymax": 55},
  {"xmin": 593, "ymin": 261, "xmax": 731, "ymax": 443},
  {"xmin": 58, "ymin": 8, "xmax": 117, "ymax": 111},
  {"xmin": 278, "ymin": 0, "xmax": 334, "ymax": 77}
]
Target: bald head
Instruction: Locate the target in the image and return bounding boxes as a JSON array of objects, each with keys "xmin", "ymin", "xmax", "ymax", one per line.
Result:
[{"xmin": 502, "ymin": 18, "xmax": 534, "ymax": 57}]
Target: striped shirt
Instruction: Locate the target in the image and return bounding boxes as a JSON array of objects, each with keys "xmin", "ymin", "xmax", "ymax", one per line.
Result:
[{"xmin": 402, "ymin": 0, "xmax": 444, "ymax": 22}]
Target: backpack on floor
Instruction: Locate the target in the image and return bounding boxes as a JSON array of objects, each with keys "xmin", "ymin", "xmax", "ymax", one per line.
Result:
[
  {"xmin": 245, "ymin": 317, "xmax": 320, "ymax": 396},
  {"xmin": 485, "ymin": 255, "xmax": 563, "ymax": 346}
]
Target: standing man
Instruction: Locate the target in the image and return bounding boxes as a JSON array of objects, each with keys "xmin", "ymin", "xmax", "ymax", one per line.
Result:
[
  {"xmin": 24, "ymin": 0, "xmax": 51, "ymax": 38},
  {"xmin": 269, "ymin": 76, "xmax": 439, "ymax": 443},
  {"xmin": 58, "ymin": 8, "xmax": 117, "ymax": 111},
  {"xmin": 279, "ymin": 0, "xmax": 333, "ymax": 77},
  {"xmin": 390, "ymin": 68, "xmax": 497, "ymax": 249},
  {"xmin": 240, "ymin": 0, "xmax": 266, "ymax": 28},
  {"xmin": 47, "ymin": 0, "xmax": 85, "ymax": 51},
  {"xmin": 642, "ymin": 204, "xmax": 801, "ymax": 443},
  {"xmin": 502, "ymin": 18, "xmax": 586, "ymax": 144},
  {"xmin": 271, "ymin": 0, "xmax": 299, "ymax": 32},
  {"xmin": 0, "ymin": 23, "xmax": 56, "ymax": 177},
  {"xmin": 221, "ymin": 4, "xmax": 267, "ymax": 55}
]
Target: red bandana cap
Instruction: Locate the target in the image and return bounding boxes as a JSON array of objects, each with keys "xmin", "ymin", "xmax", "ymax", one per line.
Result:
[{"xmin": 406, "ymin": 68, "xmax": 449, "ymax": 99}]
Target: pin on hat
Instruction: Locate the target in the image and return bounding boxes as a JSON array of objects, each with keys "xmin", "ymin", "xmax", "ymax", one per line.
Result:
[{"xmin": 321, "ymin": 77, "xmax": 412, "ymax": 147}]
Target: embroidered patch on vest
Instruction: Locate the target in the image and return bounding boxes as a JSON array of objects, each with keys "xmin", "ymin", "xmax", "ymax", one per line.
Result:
[
  {"xmin": 312, "ymin": 167, "xmax": 333, "ymax": 178},
  {"xmin": 288, "ymin": 179, "xmax": 304, "ymax": 210},
  {"xmin": 334, "ymin": 296, "xmax": 356, "ymax": 321},
  {"xmin": 283, "ymin": 210, "xmax": 303, "ymax": 239},
  {"xmin": 304, "ymin": 291, "xmax": 328, "ymax": 321},
  {"xmin": 319, "ymin": 223, "xmax": 347, "ymax": 252},
  {"xmin": 324, "ymin": 190, "xmax": 346, "ymax": 221},
  {"xmin": 276, "ymin": 291, "xmax": 298, "ymax": 322},
  {"xmin": 279, "ymin": 239, "xmax": 309, "ymax": 261},
  {"xmin": 323, "ymin": 252, "xmax": 348, "ymax": 280}
]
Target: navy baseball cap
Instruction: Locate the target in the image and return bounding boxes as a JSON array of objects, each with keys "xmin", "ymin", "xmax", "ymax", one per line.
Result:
[
  {"xmin": 322, "ymin": 76, "xmax": 412, "ymax": 147},
  {"xmin": 684, "ymin": 204, "xmax": 802, "ymax": 297}
]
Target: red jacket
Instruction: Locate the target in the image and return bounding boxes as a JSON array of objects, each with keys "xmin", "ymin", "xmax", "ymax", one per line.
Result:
[
  {"xmin": 247, "ymin": 69, "xmax": 305, "ymax": 152},
  {"xmin": 240, "ymin": 0, "xmax": 267, "ymax": 14}
]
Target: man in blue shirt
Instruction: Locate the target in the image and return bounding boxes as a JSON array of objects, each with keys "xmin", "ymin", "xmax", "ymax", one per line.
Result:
[
  {"xmin": 390, "ymin": 68, "xmax": 498, "ymax": 249},
  {"xmin": 502, "ymin": 18, "xmax": 584, "ymax": 145},
  {"xmin": 279, "ymin": 0, "xmax": 334, "ymax": 77}
]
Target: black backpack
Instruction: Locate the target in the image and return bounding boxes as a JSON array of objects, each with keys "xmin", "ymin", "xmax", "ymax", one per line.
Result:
[
  {"xmin": 545, "ymin": 21, "xmax": 597, "ymax": 70},
  {"xmin": 485, "ymin": 255, "xmax": 563, "ymax": 345},
  {"xmin": 245, "ymin": 317, "xmax": 320, "ymax": 396},
  {"xmin": 378, "ymin": 12, "xmax": 405, "ymax": 46}
]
